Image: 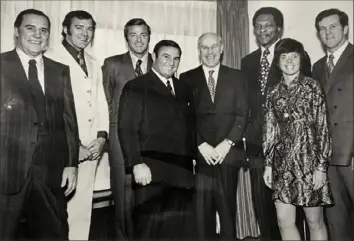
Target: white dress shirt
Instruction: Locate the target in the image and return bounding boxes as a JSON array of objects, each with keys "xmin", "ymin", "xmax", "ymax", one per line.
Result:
[
  {"xmin": 152, "ymin": 68, "xmax": 175, "ymax": 94},
  {"xmin": 130, "ymin": 51, "xmax": 149, "ymax": 74},
  {"xmin": 202, "ymin": 64, "xmax": 220, "ymax": 86},
  {"xmin": 260, "ymin": 39, "xmax": 280, "ymax": 64},
  {"xmin": 16, "ymin": 47, "xmax": 45, "ymax": 94},
  {"xmin": 327, "ymin": 40, "xmax": 349, "ymax": 66}
]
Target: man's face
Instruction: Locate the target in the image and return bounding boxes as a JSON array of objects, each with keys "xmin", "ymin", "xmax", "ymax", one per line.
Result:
[
  {"xmin": 318, "ymin": 14, "xmax": 348, "ymax": 53},
  {"xmin": 127, "ymin": 25, "xmax": 149, "ymax": 56},
  {"xmin": 279, "ymin": 52, "xmax": 301, "ymax": 77},
  {"xmin": 153, "ymin": 46, "xmax": 180, "ymax": 78},
  {"xmin": 15, "ymin": 14, "xmax": 49, "ymax": 58},
  {"xmin": 198, "ymin": 34, "xmax": 223, "ymax": 68},
  {"xmin": 64, "ymin": 17, "xmax": 94, "ymax": 50},
  {"xmin": 254, "ymin": 14, "xmax": 281, "ymax": 48}
]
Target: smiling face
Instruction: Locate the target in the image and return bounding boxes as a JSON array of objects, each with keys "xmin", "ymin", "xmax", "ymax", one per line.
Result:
[
  {"xmin": 318, "ymin": 14, "xmax": 348, "ymax": 53},
  {"xmin": 127, "ymin": 25, "xmax": 149, "ymax": 57},
  {"xmin": 64, "ymin": 17, "xmax": 94, "ymax": 50},
  {"xmin": 152, "ymin": 46, "xmax": 180, "ymax": 78},
  {"xmin": 254, "ymin": 14, "xmax": 281, "ymax": 48},
  {"xmin": 279, "ymin": 52, "xmax": 301, "ymax": 77},
  {"xmin": 15, "ymin": 13, "xmax": 50, "ymax": 57},
  {"xmin": 198, "ymin": 33, "xmax": 223, "ymax": 68}
]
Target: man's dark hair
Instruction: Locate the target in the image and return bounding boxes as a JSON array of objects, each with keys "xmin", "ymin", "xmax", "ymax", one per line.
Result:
[
  {"xmin": 14, "ymin": 8, "xmax": 51, "ymax": 31},
  {"xmin": 153, "ymin": 40, "xmax": 182, "ymax": 57},
  {"xmin": 61, "ymin": 10, "xmax": 96, "ymax": 37},
  {"xmin": 124, "ymin": 18, "xmax": 151, "ymax": 42},
  {"xmin": 315, "ymin": 8, "xmax": 349, "ymax": 31},
  {"xmin": 252, "ymin": 7, "xmax": 284, "ymax": 29},
  {"xmin": 273, "ymin": 38, "xmax": 312, "ymax": 78}
]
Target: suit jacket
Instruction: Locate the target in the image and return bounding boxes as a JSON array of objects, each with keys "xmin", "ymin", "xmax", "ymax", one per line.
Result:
[
  {"xmin": 313, "ymin": 43, "xmax": 354, "ymax": 166},
  {"xmin": 0, "ymin": 49, "xmax": 79, "ymax": 194},
  {"xmin": 102, "ymin": 52, "xmax": 153, "ymax": 123},
  {"xmin": 118, "ymin": 71, "xmax": 196, "ymax": 187},
  {"xmin": 241, "ymin": 48, "xmax": 281, "ymax": 163},
  {"xmin": 179, "ymin": 65, "xmax": 248, "ymax": 166}
]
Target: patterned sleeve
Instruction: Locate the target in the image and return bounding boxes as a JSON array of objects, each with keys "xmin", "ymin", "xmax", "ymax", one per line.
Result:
[
  {"xmin": 313, "ymin": 82, "xmax": 332, "ymax": 172},
  {"xmin": 262, "ymin": 90, "xmax": 278, "ymax": 167}
]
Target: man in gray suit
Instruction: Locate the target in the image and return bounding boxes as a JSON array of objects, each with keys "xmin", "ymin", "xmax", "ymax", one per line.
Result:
[
  {"xmin": 102, "ymin": 18, "xmax": 153, "ymax": 239},
  {"xmin": 312, "ymin": 8, "xmax": 353, "ymax": 241}
]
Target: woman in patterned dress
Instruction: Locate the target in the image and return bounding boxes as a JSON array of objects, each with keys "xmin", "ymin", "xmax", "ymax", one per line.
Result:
[{"xmin": 262, "ymin": 38, "xmax": 334, "ymax": 240}]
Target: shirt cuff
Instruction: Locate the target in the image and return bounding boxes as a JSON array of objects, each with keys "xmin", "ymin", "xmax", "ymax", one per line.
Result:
[{"xmin": 97, "ymin": 131, "xmax": 108, "ymax": 140}]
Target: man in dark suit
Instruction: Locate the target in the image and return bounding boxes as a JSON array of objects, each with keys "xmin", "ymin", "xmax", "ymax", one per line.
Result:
[
  {"xmin": 102, "ymin": 18, "xmax": 153, "ymax": 239},
  {"xmin": 179, "ymin": 32, "xmax": 248, "ymax": 240},
  {"xmin": 118, "ymin": 40, "xmax": 196, "ymax": 240},
  {"xmin": 240, "ymin": 7, "xmax": 284, "ymax": 241},
  {"xmin": 0, "ymin": 9, "xmax": 79, "ymax": 239},
  {"xmin": 312, "ymin": 8, "xmax": 353, "ymax": 241}
]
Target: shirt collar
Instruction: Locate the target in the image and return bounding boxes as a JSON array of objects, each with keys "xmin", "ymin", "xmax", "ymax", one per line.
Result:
[
  {"xmin": 327, "ymin": 40, "xmax": 348, "ymax": 61},
  {"xmin": 261, "ymin": 38, "xmax": 280, "ymax": 55},
  {"xmin": 152, "ymin": 68, "xmax": 173, "ymax": 85},
  {"xmin": 202, "ymin": 63, "xmax": 220, "ymax": 77},
  {"xmin": 130, "ymin": 51, "xmax": 149, "ymax": 67},
  {"xmin": 62, "ymin": 39, "xmax": 83, "ymax": 60},
  {"xmin": 16, "ymin": 46, "xmax": 43, "ymax": 66}
]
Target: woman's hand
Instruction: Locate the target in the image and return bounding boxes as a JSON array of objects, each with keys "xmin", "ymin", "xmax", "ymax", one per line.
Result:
[
  {"xmin": 263, "ymin": 166, "xmax": 272, "ymax": 189},
  {"xmin": 313, "ymin": 169, "xmax": 327, "ymax": 190}
]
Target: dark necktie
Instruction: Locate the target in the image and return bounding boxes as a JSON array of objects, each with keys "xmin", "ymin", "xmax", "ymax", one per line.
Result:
[
  {"xmin": 208, "ymin": 70, "xmax": 216, "ymax": 102},
  {"xmin": 259, "ymin": 49, "xmax": 270, "ymax": 96},
  {"xmin": 28, "ymin": 59, "xmax": 44, "ymax": 95},
  {"xmin": 327, "ymin": 54, "xmax": 335, "ymax": 76},
  {"xmin": 77, "ymin": 51, "xmax": 88, "ymax": 76},
  {"xmin": 166, "ymin": 80, "xmax": 175, "ymax": 96},
  {"xmin": 135, "ymin": 59, "xmax": 143, "ymax": 76}
]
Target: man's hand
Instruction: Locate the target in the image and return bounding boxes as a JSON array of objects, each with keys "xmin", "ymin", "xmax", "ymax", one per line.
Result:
[
  {"xmin": 133, "ymin": 163, "xmax": 152, "ymax": 186},
  {"xmin": 213, "ymin": 139, "xmax": 232, "ymax": 164},
  {"xmin": 313, "ymin": 169, "xmax": 327, "ymax": 190},
  {"xmin": 87, "ymin": 137, "xmax": 106, "ymax": 160},
  {"xmin": 79, "ymin": 145, "xmax": 93, "ymax": 162},
  {"xmin": 61, "ymin": 167, "xmax": 78, "ymax": 196},
  {"xmin": 198, "ymin": 142, "xmax": 219, "ymax": 165},
  {"xmin": 263, "ymin": 166, "xmax": 272, "ymax": 189}
]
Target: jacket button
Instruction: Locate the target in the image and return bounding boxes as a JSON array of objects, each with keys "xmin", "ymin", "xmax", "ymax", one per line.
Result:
[
  {"xmin": 334, "ymin": 123, "xmax": 338, "ymax": 126},
  {"xmin": 334, "ymin": 105, "xmax": 337, "ymax": 109},
  {"xmin": 338, "ymin": 88, "xmax": 342, "ymax": 91}
]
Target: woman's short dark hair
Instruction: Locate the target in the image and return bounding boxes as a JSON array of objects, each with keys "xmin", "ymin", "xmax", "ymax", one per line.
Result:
[
  {"xmin": 273, "ymin": 38, "xmax": 312, "ymax": 77},
  {"xmin": 153, "ymin": 40, "xmax": 182, "ymax": 57},
  {"xmin": 14, "ymin": 9, "xmax": 51, "ymax": 31},
  {"xmin": 124, "ymin": 18, "xmax": 151, "ymax": 42},
  {"xmin": 61, "ymin": 10, "xmax": 96, "ymax": 37}
]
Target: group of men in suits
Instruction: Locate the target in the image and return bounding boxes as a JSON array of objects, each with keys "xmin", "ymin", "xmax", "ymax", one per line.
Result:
[{"xmin": 0, "ymin": 6, "xmax": 352, "ymax": 241}]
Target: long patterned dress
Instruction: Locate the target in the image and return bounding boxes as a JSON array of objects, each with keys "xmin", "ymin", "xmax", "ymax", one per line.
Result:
[{"xmin": 263, "ymin": 75, "xmax": 334, "ymax": 206}]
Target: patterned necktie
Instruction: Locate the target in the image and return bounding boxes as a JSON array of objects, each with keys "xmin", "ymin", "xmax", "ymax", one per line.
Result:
[
  {"xmin": 28, "ymin": 59, "xmax": 44, "ymax": 95},
  {"xmin": 327, "ymin": 54, "xmax": 335, "ymax": 76},
  {"xmin": 259, "ymin": 49, "xmax": 270, "ymax": 96},
  {"xmin": 77, "ymin": 51, "xmax": 88, "ymax": 76},
  {"xmin": 166, "ymin": 80, "xmax": 175, "ymax": 96},
  {"xmin": 208, "ymin": 70, "xmax": 216, "ymax": 102},
  {"xmin": 135, "ymin": 59, "xmax": 143, "ymax": 76}
]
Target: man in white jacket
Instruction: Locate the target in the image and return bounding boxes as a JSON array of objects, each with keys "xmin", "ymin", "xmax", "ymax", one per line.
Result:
[{"xmin": 45, "ymin": 10, "xmax": 109, "ymax": 240}]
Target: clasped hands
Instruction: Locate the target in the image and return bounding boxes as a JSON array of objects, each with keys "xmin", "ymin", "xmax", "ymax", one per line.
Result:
[
  {"xmin": 79, "ymin": 137, "xmax": 106, "ymax": 162},
  {"xmin": 198, "ymin": 140, "xmax": 232, "ymax": 165}
]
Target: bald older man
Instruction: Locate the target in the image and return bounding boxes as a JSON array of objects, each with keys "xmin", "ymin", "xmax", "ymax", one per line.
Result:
[{"xmin": 180, "ymin": 32, "xmax": 248, "ymax": 240}]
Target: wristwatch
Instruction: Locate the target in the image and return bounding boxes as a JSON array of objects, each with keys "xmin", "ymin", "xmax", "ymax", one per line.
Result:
[{"xmin": 226, "ymin": 138, "xmax": 235, "ymax": 146}]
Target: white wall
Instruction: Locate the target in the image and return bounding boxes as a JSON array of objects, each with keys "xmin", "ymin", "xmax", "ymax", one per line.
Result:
[{"xmin": 248, "ymin": 1, "xmax": 353, "ymax": 63}]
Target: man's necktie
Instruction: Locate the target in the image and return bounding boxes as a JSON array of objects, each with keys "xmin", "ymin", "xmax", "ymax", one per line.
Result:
[
  {"xmin": 208, "ymin": 70, "xmax": 216, "ymax": 102},
  {"xmin": 77, "ymin": 51, "xmax": 88, "ymax": 76},
  {"xmin": 28, "ymin": 59, "xmax": 44, "ymax": 95},
  {"xmin": 135, "ymin": 59, "xmax": 143, "ymax": 76},
  {"xmin": 166, "ymin": 80, "xmax": 175, "ymax": 96},
  {"xmin": 259, "ymin": 48, "xmax": 270, "ymax": 96},
  {"xmin": 327, "ymin": 54, "xmax": 335, "ymax": 76}
]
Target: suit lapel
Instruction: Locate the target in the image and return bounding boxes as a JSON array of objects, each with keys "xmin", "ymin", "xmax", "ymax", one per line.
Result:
[
  {"xmin": 122, "ymin": 52, "xmax": 136, "ymax": 79},
  {"xmin": 147, "ymin": 53, "xmax": 153, "ymax": 72},
  {"xmin": 195, "ymin": 66, "xmax": 214, "ymax": 103},
  {"xmin": 214, "ymin": 65, "xmax": 227, "ymax": 103},
  {"xmin": 326, "ymin": 44, "xmax": 353, "ymax": 93},
  {"xmin": 149, "ymin": 71, "xmax": 174, "ymax": 98},
  {"xmin": 43, "ymin": 57, "xmax": 56, "ymax": 109}
]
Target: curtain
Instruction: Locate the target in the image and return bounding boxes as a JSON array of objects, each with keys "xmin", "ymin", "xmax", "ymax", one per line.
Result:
[
  {"xmin": 217, "ymin": 0, "xmax": 260, "ymax": 239},
  {"xmin": 0, "ymin": 0, "xmax": 217, "ymax": 75},
  {"xmin": 216, "ymin": 0, "xmax": 248, "ymax": 69}
]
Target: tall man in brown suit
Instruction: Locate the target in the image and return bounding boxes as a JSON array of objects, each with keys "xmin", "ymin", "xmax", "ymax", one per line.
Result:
[
  {"xmin": 102, "ymin": 18, "xmax": 153, "ymax": 239},
  {"xmin": 0, "ymin": 9, "xmax": 79, "ymax": 239},
  {"xmin": 312, "ymin": 8, "xmax": 353, "ymax": 241}
]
